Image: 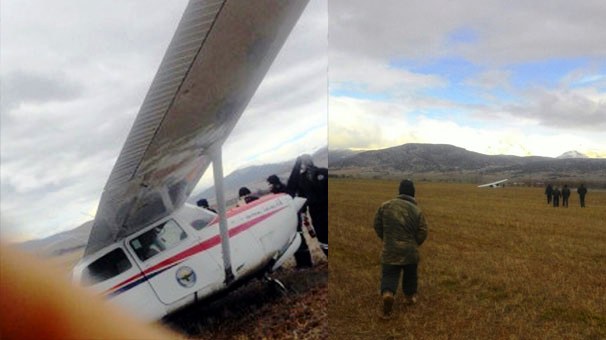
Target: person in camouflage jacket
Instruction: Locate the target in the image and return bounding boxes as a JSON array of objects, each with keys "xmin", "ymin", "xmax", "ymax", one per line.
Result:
[{"xmin": 373, "ymin": 179, "xmax": 428, "ymax": 319}]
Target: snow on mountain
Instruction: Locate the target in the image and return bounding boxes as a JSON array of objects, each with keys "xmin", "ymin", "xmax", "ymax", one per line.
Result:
[{"xmin": 557, "ymin": 150, "xmax": 589, "ymax": 159}]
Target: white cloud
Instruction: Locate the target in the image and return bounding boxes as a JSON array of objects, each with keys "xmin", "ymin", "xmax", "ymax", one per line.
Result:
[
  {"xmin": 329, "ymin": 0, "xmax": 606, "ymax": 65},
  {"xmin": 464, "ymin": 69, "xmax": 513, "ymax": 91},
  {"xmin": 330, "ymin": 53, "xmax": 446, "ymax": 95},
  {"xmin": 330, "ymin": 96, "xmax": 606, "ymax": 158},
  {"xmin": 329, "ymin": 97, "xmax": 417, "ymax": 150},
  {"xmin": 328, "ymin": 0, "xmax": 606, "ymax": 156},
  {"xmin": 505, "ymin": 87, "xmax": 606, "ymax": 131}
]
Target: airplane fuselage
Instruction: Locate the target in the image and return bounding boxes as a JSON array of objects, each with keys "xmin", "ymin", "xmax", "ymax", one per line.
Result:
[{"xmin": 72, "ymin": 193, "xmax": 303, "ymax": 321}]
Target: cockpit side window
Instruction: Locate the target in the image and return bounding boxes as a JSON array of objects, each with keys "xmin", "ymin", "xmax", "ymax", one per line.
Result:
[
  {"xmin": 129, "ymin": 220, "xmax": 187, "ymax": 261},
  {"xmin": 82, "ymin": 248, "xmax": 132, "ymax": 287}
]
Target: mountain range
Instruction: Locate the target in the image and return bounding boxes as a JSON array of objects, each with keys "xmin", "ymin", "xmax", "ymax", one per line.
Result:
[
  {"xmin": 18, "ymin": 221, "xmax": 92, "ymax": 257},
  {"xmin": 328, "ymin": 143, "xmax": 606, "ymax": 186}
]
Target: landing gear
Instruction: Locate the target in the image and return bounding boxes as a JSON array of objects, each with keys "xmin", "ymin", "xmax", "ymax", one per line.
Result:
[{"xmin": 263, "ymin": 274, "xmax": 288, "ymax": 297}]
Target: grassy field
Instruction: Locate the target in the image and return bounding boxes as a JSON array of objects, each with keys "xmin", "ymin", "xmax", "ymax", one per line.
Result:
[{"xmin": 328, "ymin": 178, "xmax": 606, "ymax": 339}]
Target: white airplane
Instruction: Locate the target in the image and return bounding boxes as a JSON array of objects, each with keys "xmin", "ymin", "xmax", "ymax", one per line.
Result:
[
  {"xmin": 478, "ymin": 179, "xmax": 508, "ymax": 188},
  {"xmin": 72, "ymin": 0, "xmax": 310, "ymax": 321}
]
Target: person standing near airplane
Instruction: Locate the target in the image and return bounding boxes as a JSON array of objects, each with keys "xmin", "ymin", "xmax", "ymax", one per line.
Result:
[
  {"xmin": 285, "ymin": 157, "xmax": 314, "ymax": 268},
  {"xmin": 545, "ymin": 184, "xmax": 553, "ymax": 205},
  {"xmin": 237, "ymin": 187, "xmax": 259, "ymax": 206},
  {"xmin": 286, "ymin": 154, "xmax": 328, "ymax": 268},
  {"xmin": 577, "ymin": 184, "xmax": 588, "ymax": 207},
  {"xmin": 287, "ymin": 154, "xmax": 328, "ymax": 257},
  {"xmin": 561, "ymin": 185, "xmax": 571, "ymax": 208},
  {"xmin": 552, "ymin": 186, "xmax": 561, "ymax": 207},
  {"xmin": 267, "ymin": 174, "xmax": 287, "ymax": 194},
  {"xmin": 373, "ymin": 179, "xmax": 428, "ymax": 319}
]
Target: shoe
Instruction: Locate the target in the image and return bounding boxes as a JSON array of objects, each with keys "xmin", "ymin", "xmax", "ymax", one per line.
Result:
[
  {"xmin": 405, "ymin": 294, "xmax": 418, "ymax": 305},
  {"xmin": 382, "ymin": 291, "xmax": 394, "ymax": 319}
]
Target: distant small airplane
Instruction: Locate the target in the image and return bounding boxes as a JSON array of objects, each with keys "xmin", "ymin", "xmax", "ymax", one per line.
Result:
[
  {"xmin": 478, "ymin": 179, "xmax": 508, "ymax": 188},
  {"xmin": 71, "ymin": 0, "xmax": 311, "ymax": 321}
]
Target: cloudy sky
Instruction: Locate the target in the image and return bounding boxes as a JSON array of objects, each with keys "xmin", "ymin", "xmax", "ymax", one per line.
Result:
[
  {"xmin": 1, "ymin": 0, "xmax": 327, "ymax": 242},
  {"xmin": 329, "ymin": 0, "xmax": 606, "ymax": 158}
]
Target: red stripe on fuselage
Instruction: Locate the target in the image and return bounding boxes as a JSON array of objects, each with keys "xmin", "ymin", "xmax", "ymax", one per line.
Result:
[
  {"xmin": 207, "ymin": 193, "xmax": 287, "ymax": 224},
  {"xmin": 104, "ymin": 201, "xmax": 288, "ymax": 295}
]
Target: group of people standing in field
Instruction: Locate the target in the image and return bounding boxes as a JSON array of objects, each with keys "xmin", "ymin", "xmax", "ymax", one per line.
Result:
[
  {"xmin": 196, "ymin": 154, "xmax": 328, "ymax": 268},
  {"xmin": 544, "ymin": 183, "xmax": 588, "ymax": 207}
]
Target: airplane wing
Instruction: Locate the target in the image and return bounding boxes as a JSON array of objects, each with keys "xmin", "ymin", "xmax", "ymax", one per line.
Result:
[
  {"xmin": 478, "ymin": 179, "xmax": 508, "ymax": 188},
  {"xmin": 85, "ymin": 0, "xmax": 309, "ymax": 256}
]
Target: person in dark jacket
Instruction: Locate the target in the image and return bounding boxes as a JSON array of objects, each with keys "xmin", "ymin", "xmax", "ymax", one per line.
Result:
[
  {"xmin": 545, "ymin": 184, "xmax": 553, "ymax": 204},
  {"xmin": 237, "ymin": 187, "xmax": 258, "ymax": 206},
  {"xmin": 284, "ymin": 155, "xmax": 328, "ymax": 268},
  {"xmin": 552, "ymin": 186, "xmax": 561, "ymax": 207},
  {"xmin": 374, "ymin": 179, "xmax": 428, "ymax": 319},
  {"xmin": 287, "ymin": 155, "xmax": 328, "ymax": 257},
  {"xmin": 267, "ymin": 174, "xmax": 286, "ymax": 194},
  {"xmin": 285, "ymin": 157, "xmax": 313, "ymax": 268},
  {"xmin": 577, "ymin": 184, "xmax": 588, "ymax": 207},
  {"xmin": 196, "ymin": 198, "xmax": 217, "ymax": 213},
  {"xmin": 561, "ymin": 185, "xmax": 571, "ymax": 207}
]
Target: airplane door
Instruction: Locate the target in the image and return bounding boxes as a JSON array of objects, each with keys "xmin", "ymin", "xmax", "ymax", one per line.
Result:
[
  {"xmin": 225, "ymin": 205, "xmax": 269, "ymax": 278},
  {"xmin": 127, "ymin": 219, "xmax": 223, "ymax": 306}
]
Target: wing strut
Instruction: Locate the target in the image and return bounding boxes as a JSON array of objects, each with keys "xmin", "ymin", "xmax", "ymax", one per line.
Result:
[{"xmin": 211, "ymin": 146, "xmax": 235, "ymax": 285}]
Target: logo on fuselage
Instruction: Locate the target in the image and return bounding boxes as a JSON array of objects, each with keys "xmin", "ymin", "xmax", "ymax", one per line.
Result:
[{"xmin": 175, "ymin": 266, "xmax": 196, "ymax": 288}]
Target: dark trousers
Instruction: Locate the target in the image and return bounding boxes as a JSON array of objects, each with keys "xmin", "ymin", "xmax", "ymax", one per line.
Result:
[
  {"xmin": 562, "ymin": 196, "xmax": 569, "ymax": 207},
  {"xmin": 381, "ymin": 263, "xmax": 418, "ymax": 296},
  {"xmin": 553, "ymin": 196, "xmax": 559, "ymax": 207},
  {"xmin": 294, "ymin": 212, "xmax": 313, "ymax": 268},
  {"xmin": 309, "ymin": 203, "xmax": 328, "ymax": 256},
  {"xmin": 547, "ymin": 194, "xmax": 552, "ymax": 204},
  {"xmin": 580, "ymin": 195, "xmax": 586, "ymax": 207}
]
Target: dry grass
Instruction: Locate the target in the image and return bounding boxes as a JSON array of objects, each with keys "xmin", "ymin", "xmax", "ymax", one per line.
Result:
[{"xmin": 328, "ymin": 179, "xmax": 606, "ymax": 339}]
